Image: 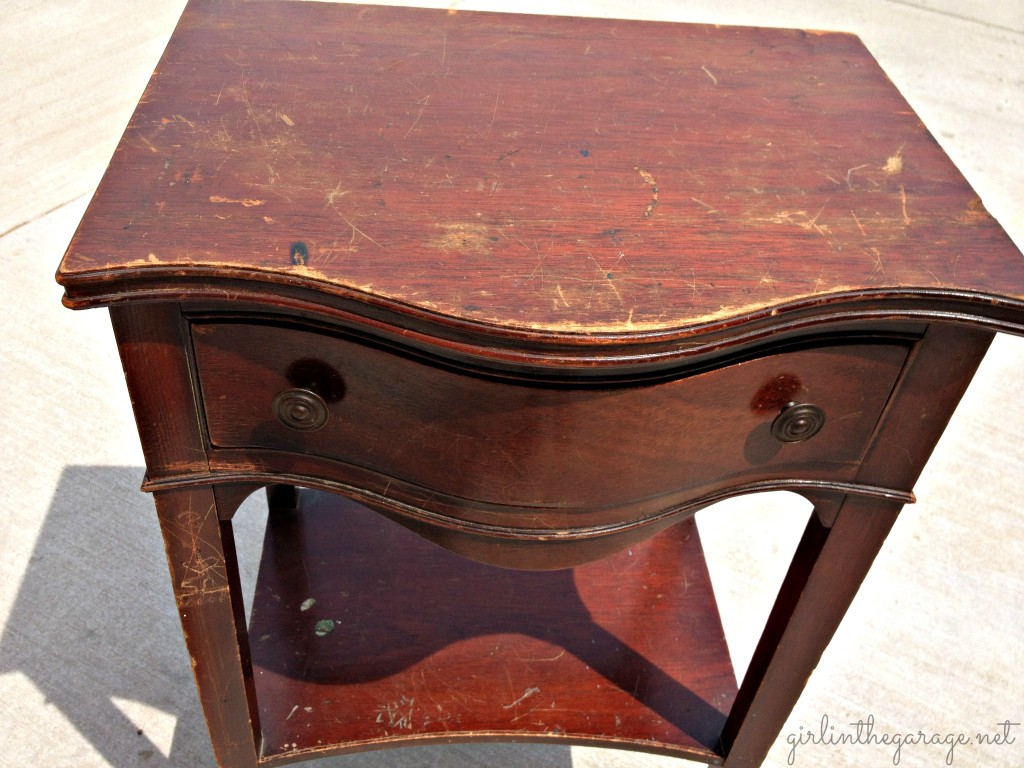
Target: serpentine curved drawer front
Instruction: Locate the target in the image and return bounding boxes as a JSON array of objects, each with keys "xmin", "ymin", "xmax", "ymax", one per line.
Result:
[{"xmin": 191, "ymin": 319, "xmax": 911, "ymax": 531}]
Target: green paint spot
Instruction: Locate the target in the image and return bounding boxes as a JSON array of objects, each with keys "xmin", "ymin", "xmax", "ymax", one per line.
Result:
[{"xmin": 314, "ymin": 619, "xmax": 335, "ymax": 637}]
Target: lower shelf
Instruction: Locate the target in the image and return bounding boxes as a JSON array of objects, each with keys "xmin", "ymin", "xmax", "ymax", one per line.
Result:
[{"xmin": 248, "ymin": 489, "xmax": 736, "ymax": 765}]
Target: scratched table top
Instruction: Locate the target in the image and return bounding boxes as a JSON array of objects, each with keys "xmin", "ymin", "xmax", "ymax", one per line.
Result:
[{"xmin": 58, "ymin": 0, "xmax": 1024, "ymax": 337}]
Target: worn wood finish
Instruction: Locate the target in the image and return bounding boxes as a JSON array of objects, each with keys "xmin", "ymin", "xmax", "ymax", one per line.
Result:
[
  {"xmin": 249, "ymin": 490, "xmax": 735, "ymax": 765},
  {"xmin": 190, "ymin": 318, "xmax": 910, "ymax": 531},
  {"xmin": 55, "ymin": 2, "xmax": 1024, "ymax": 768},
  {"xmin": 721, "ymin": 322, "xmax": 994, "ymax": 767},
  {"xmin": 57, "ymin": 0, "xmax": 1024, "ymax": 354},
  {"xmin": 109, "ymin": 302, "xmax": 208, "ymax": 477},
  {"xmin": 152, "ymin": 485, "xmax": 260, "ymax": 767}
]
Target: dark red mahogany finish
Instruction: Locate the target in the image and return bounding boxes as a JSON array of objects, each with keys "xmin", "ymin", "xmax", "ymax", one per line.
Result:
[
  {"xmin": 250, "ymin": 493, "xmax": 735, "ymax": 762},
  {"xmin": 57, "ymin": 2, "xmax": 1024, "ymax": 767}
]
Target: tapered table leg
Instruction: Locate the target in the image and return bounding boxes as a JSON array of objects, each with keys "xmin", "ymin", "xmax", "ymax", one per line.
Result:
[
  {"xmin": 154, "ymin": 485, "xmax": 260, "ymax": 768},
  {"xmin": 720, "ymin": 494, "xmax": 902, "ymax": 767}
]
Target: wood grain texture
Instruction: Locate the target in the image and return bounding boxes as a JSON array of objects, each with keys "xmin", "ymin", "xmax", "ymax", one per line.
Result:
[
  {"xmin": 189, "ymin": 318, "xmax": 911, "ymax": 541},
  {"xmin": 109, "ymin": 302, "xmax": 209, "ymax": 476},
  {"xmin": 57, "ymin": 0, "xmax": 1024, "ymax": 343},
  {"xmin": 152, "ymin": 485, "xmax": 260, "ymax": 767},
  {"xmin": 721, "ymin": 322, "xmax": 994, "ymax": 767},
  {"xmin": 249, "ymin": 490, "xmax": 735, "ymax": 764}
]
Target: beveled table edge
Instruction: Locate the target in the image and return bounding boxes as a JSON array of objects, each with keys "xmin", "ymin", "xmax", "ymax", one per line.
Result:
[{"xmin": 57, "ymin": 267, "xmax": 1024, "ymax": 372}]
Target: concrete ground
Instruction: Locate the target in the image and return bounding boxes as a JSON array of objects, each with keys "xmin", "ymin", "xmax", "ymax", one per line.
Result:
[{"xmin": 1, "ymin": 1, "xmax": 1021, "ymax": 767}]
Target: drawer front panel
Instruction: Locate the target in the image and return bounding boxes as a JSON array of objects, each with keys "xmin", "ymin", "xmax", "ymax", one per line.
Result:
[{"xmin": 191, "ymin": 321, "xmax": 909, "ymax": 512}]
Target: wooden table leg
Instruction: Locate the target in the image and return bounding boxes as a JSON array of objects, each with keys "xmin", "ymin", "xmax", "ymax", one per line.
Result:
[
  {"xmin": 720, "ymin": 323, "xmax": 995, "ymax": 767},
  {"xmin": 153, "ymin": 485, "xmax": 260, "ymax": 767},
  {"xmin": 719, "ymin": 493, "xmax": 902, "ymax": 767}
]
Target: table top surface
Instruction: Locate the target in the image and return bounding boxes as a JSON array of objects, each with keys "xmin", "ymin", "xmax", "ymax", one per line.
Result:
[{"xmin": 58, "ymin": 0, "xmax": 1024, "ymax": 338}]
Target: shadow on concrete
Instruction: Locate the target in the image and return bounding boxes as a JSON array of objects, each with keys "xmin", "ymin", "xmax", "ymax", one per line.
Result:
[{"xmin": 0, "ymin": 466, "xmax": 574, "ymax": 768}]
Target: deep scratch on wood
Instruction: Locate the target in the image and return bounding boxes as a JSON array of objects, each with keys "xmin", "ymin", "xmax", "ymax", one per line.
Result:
[
  {"xmin": 845, "ymin": 163, "xmax": 869, "ymax": 188},
  {"xmin": 177, "ymin": 504, "xmax": 228, "ymax": 605},
  {"xmin": 850, "ymin": 210, "xmax": 867, "ymax": 236},
  {"xmin": 899, "ymin": 183, "xmax": 911, "ymax": 225},
  {"xmin": 635, "ymin": 167, "xmax": 659, "ymax": 217},
  {"xmin": 503, "ymin": 687, "xmax": 541, "ymax": 709},
  {"xmin": 404, "ymin": 94, "xmax": 431, "ymax": 139},
  {"xmin": 209, "ymin": 195, "xmax": 267, "ymax": 207}
]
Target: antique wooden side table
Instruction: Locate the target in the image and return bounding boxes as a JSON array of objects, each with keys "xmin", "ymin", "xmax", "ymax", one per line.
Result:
[{"xmin": 57, "ymin": 2, "xmax": 1024, "ymax": 767}]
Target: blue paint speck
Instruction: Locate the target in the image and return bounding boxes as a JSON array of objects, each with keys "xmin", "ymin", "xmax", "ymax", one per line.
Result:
[{"xmin": 290, "ymin": 242, "xmax": 309, "ymax": 266}]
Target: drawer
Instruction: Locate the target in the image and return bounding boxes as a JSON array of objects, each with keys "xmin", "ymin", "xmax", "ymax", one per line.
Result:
[{"xmin": 191, "ymin": 321, "xmax": 910, "ymax": 524}]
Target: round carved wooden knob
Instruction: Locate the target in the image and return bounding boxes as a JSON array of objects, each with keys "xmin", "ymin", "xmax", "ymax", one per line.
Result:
[
  {"xmin": 771, "ymin": 402, "xmax": 825, "ymax": 443},
  {"xmin": 273, "ymin": 388, "xmax": 329, "ymax": 431}
]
